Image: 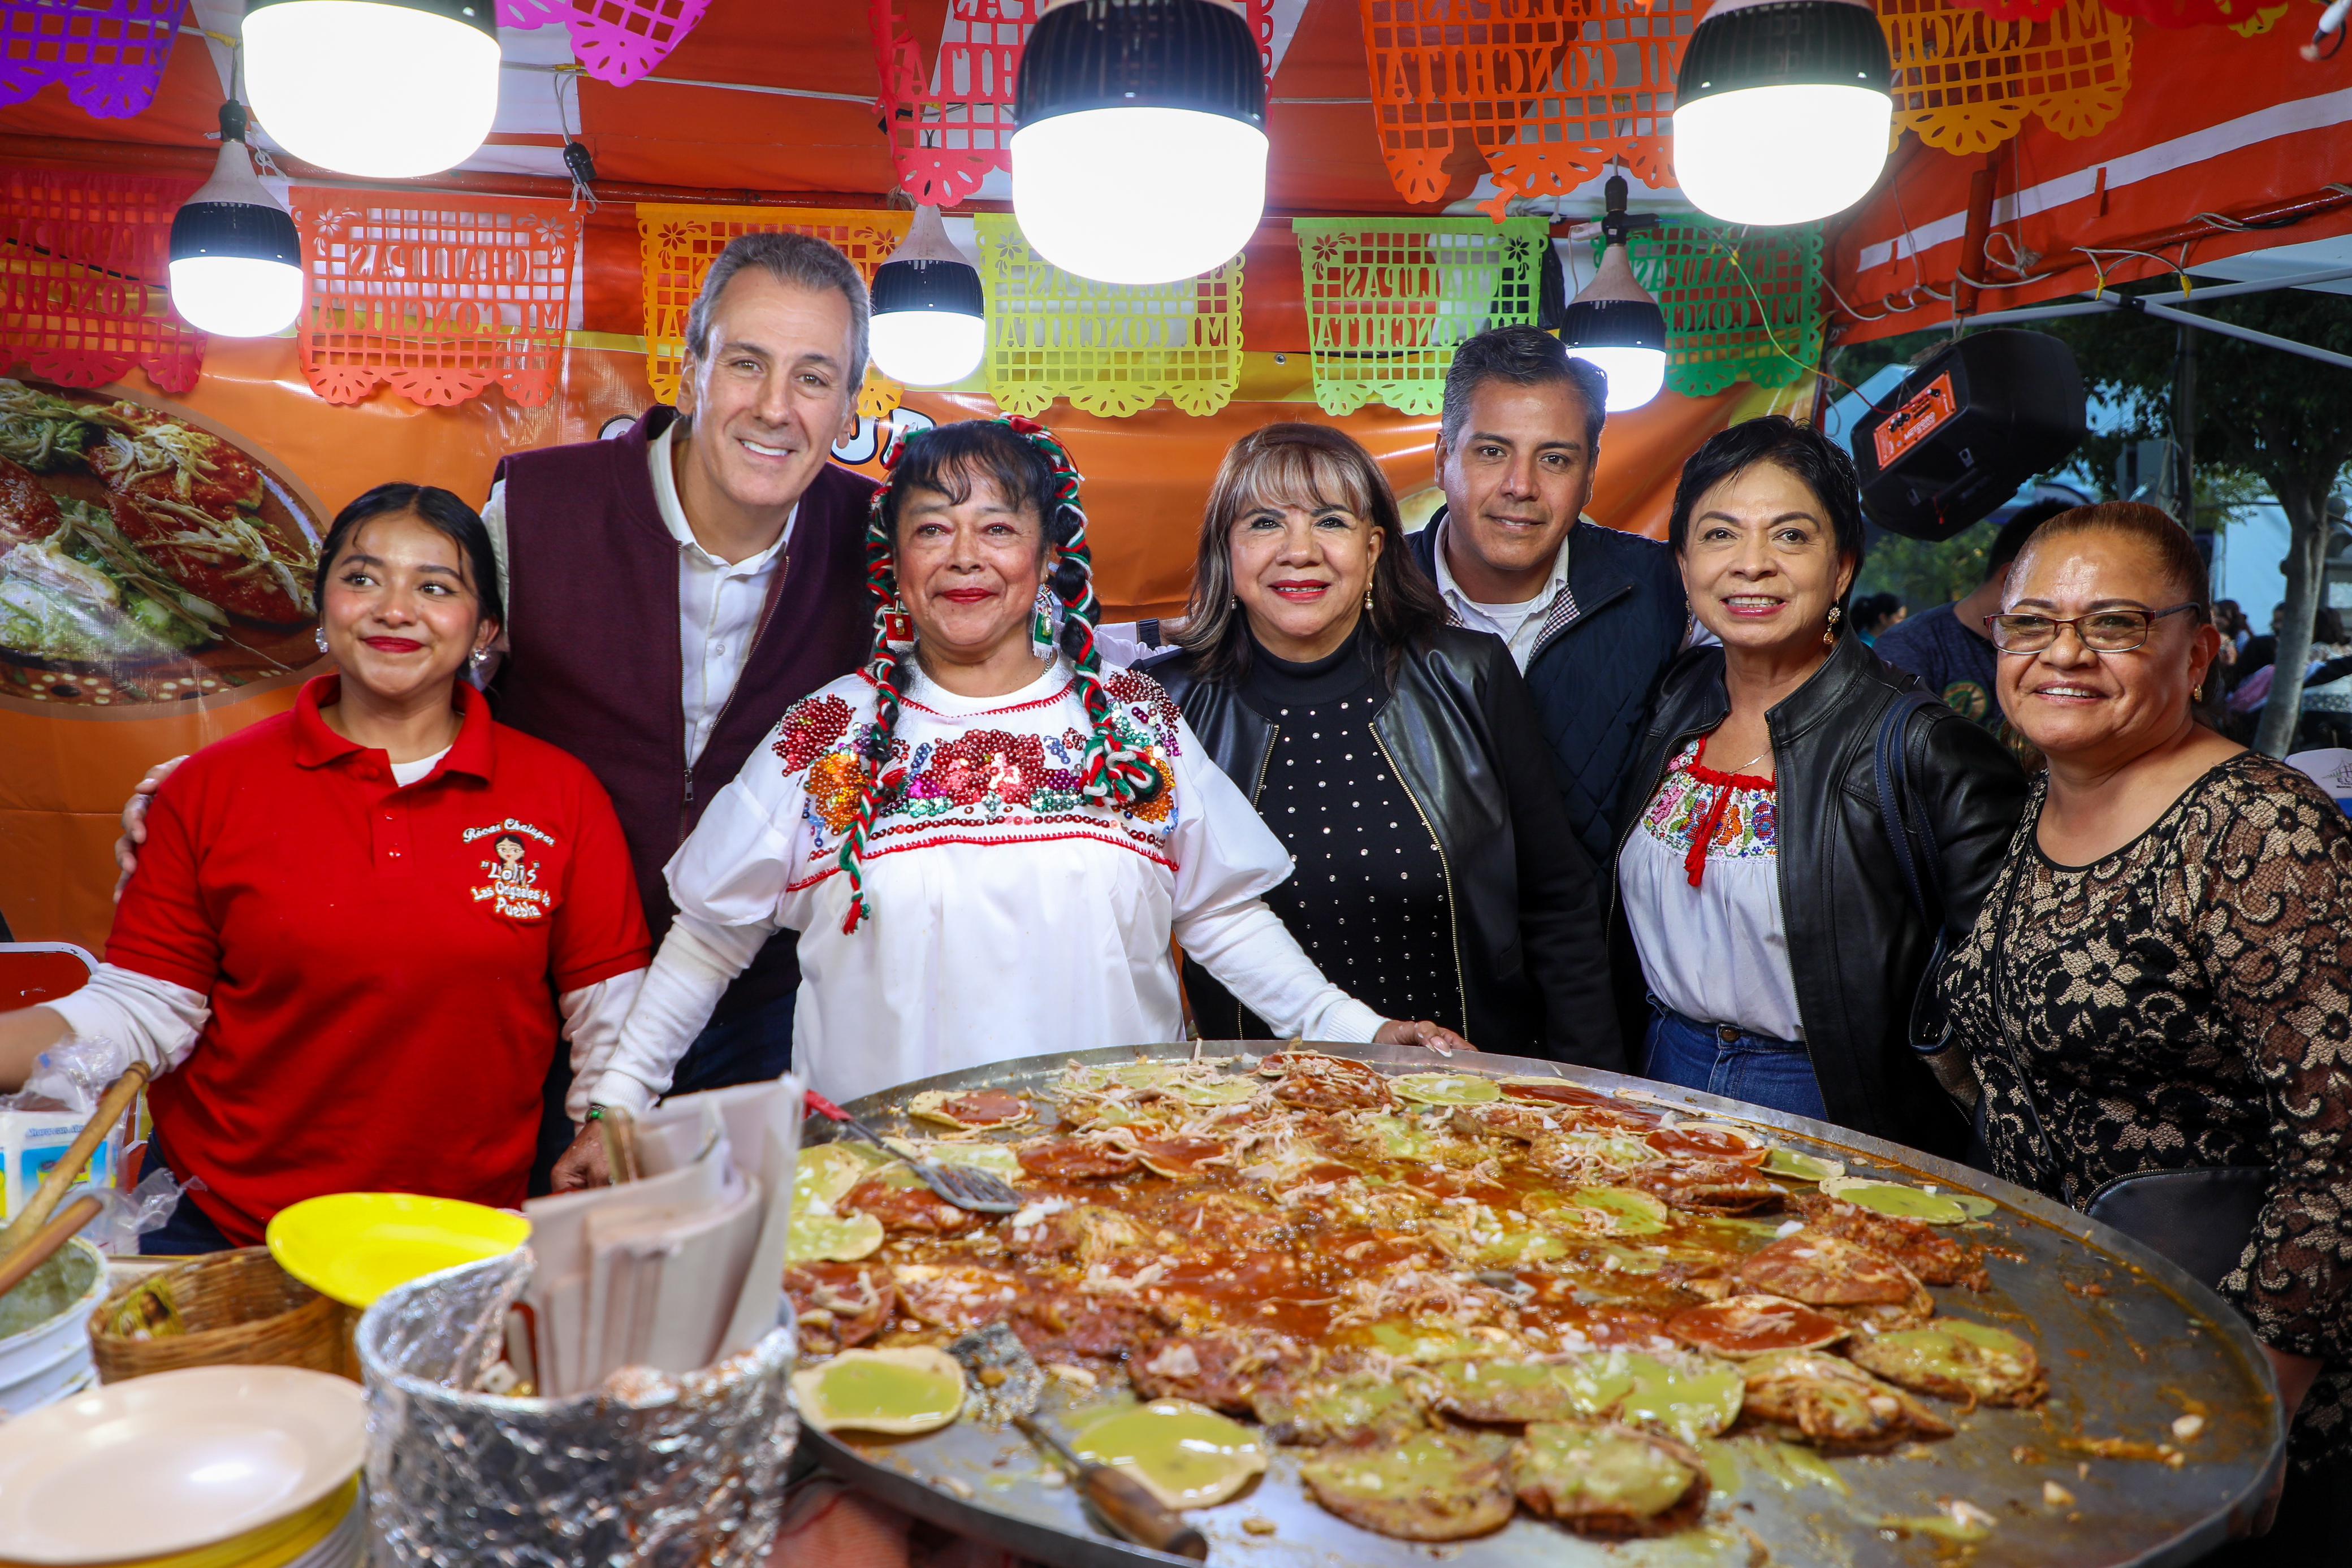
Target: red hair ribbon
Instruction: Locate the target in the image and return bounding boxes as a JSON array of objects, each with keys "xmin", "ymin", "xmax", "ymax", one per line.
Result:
[{"xmin": 1681, "ymin": 734, "xmax": 1773, "ymax": 889}]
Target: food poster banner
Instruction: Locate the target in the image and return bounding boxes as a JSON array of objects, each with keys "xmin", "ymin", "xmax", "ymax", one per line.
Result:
[{"xmin": 0, "ymin": 339, "xmax": 1791, "ymax": 953}]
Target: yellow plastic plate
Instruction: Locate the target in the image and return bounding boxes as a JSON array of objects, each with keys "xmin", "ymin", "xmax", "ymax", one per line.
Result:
[
  {"xmin": 1, "ymin": 1476, "xmax": 361, "ymax": 1568},
  {"xmin": 266, "ymin": 1192, "xmax": 530, "ymax": 1307}
]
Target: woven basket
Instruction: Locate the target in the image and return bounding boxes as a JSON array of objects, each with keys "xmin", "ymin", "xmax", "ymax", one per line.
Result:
[{"xmin": 88, "ymin": 1247, "xmax": 352, "ymax": 1383}]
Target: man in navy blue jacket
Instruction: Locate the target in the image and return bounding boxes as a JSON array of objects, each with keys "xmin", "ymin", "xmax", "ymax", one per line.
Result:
[{"xmin": 1405, "ymin": 326, "xmax": 1698, "ymax": 873}]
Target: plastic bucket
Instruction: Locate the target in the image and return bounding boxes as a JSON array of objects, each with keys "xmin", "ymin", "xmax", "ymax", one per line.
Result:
[{"xmin": 0, "ymin": 1237, "xmax": 107, "ymax": 1418}]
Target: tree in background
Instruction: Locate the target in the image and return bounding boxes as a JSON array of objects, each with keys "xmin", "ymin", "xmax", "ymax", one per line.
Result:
[
  {"xmin": 2037, "ymin": 291, "xmax": 2352, "ymax": 756},
  {"xmin": 1828, "ymin": 294, "xmax": 2352, "ymax": 756},
  {"xmin": 1857, "ymin": 520, "xmax": 2005, "ymax": 608}
]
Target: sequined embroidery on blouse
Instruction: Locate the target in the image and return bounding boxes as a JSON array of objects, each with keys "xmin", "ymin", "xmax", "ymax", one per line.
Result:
[
  {"xmin": 768, "ymin": 671, "xmax": 1184, "ymax": 889},
  {"xmin": 1641, "ymin": 738, "xmax": 1777, "ymax": 884}
]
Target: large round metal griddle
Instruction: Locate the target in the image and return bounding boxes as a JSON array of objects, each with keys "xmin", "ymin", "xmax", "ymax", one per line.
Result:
[{"xmin": 805, "ymin": 1043, "xmax": 2285, "ymax": 1568}]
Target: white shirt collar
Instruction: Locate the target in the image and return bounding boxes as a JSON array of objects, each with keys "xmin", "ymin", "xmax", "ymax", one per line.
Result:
[
  {"xmin": 650, "ymin": 419, "xmax": 794, "ymax": 572},
  {"xmin": 1429, "ymin": 512, "xmax": 1573, "ymax": 618}
]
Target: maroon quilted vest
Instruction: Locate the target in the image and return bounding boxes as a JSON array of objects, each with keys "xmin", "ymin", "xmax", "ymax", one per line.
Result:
[{"xmin": 491, "ymin": 405, "xmax": 877, "ymax": 1017}]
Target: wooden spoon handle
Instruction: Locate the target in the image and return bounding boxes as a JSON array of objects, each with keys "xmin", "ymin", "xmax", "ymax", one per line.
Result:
[
  {"xmin": 0, "ymin": 1194, "xmax": 103, "ymax": 1298},
  {"xmin": 595, "ymin": 1102, "xmax": 641, "ymax": 1185},
  {"xmin": 1075, "ymin": 1463, "xmax": 1208, "ymax": 1561},
  {"xmin": 0, "ymin": 1062, "xmax": 149, "ymax": 1262}
]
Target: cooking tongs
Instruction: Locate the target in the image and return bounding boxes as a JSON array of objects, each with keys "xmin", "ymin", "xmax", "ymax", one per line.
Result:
[{"xmin": 805, "ymin": 1090, "xmax": 1021, "ymax": 1214}]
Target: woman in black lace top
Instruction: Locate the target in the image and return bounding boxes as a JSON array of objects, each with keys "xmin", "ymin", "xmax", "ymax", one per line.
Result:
[{"xmin": 1939, "ymin": 504, "xmax": 2352, "ymax": 1547}]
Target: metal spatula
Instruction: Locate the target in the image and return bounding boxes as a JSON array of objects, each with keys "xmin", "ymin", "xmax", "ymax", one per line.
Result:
[
  {"xmin": 805, "ymin": 1090, "xmax": 1021, "ymax": 1214},
  {"xmin": 948, "ymin": 1323, "xmax": 1208, "ymax": 1561}
]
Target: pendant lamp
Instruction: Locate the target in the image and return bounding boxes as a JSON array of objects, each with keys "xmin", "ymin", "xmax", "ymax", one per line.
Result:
[
  {"xmin": 1560, "ymin": 175, "xmax": 1667, "ymax": 414},
  {"xmin": 241, "ymin": 0, "xmax": 501, "ymax": 178},
  {"xmin": 1010, "ymin": 0, "xmax": 1268, "ymax": 287},
  {"xmin": 1671, "ymin": 0, "xmax": 1892, "ymax": 227},
  {"xmin": 168, "ymin": 103, "xmax": 303, "ymax": 339},
  {"xmin": 868, "ymin": 207, "xmax": 987, "ymax": 387}
]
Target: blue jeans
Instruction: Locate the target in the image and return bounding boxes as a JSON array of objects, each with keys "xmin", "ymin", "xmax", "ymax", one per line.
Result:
[
  {"xmin": 1640, "ymin": 1004, "xmax": 1829, "ymax": 1122},
  {"xmin": 137, "ymin": 1136, "xmax": 232, "ymax": 1255},
  {"xmin": 668, "ymin": 991, "xmax": 798, "ymax": 1098}
]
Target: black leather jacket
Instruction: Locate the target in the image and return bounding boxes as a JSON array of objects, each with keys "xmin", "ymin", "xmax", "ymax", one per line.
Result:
[
  {"xmin": 1152, "ymin": 627, "xmax": 1623, "ymax": 1067},
  {"xmin": 1609, "ymin": 631, "xmax": 2029, "ymax": 1154}
]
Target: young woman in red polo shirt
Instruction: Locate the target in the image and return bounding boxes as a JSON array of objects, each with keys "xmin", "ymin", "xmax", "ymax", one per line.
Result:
[{"xmin": 0, "ymin": 484, "xmax": 651, "ymax": 1252}]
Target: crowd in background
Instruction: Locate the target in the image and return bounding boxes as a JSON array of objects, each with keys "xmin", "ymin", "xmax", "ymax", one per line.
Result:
[
  {"xmin": 0, "ymin": 231, "xmax": 2345, "ymax": 1554},
  {"xmin": 2217, "ymin": 600, "xmax": 2352, "ymax": 748}
]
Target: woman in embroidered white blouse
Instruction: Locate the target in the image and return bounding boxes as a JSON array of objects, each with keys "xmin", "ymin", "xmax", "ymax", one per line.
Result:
[{"xmin": 553, "ymin": 417, "xmax": 1464, "ymax": 1184}]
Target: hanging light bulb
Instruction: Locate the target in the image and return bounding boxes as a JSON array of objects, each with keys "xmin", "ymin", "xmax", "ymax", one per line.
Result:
[
  {"xmin": 168, "ymin": 102, "xmax": 303, "ymax": 339},
  {"xmin": 868, "ymin": 206, "xmax": 987, "ymax": 388},
  {"xmin": 1560, "ymin": 175, "xmax": 1667, "ymax": 414},
  {"xmin": 241, "ymin": 0, "xmax": 501, "ymax": 178},
  {"xmin": 1671, "ymin": 0, "xmax": 1893, "ymax": 227},
  {"xmin": 1010, "ymin": 0, "xmax": 1268, "ymax": 287}
]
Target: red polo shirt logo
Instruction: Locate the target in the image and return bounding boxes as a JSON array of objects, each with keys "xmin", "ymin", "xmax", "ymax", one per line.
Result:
[{"xmin": 468, "ymin": 821, "xmax": 558, "ymax": 921}]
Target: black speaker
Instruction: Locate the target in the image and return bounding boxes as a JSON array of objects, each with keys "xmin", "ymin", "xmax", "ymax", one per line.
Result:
[{"xmin": 1853, "ymin": 330, "xmax": 2086, "ymax": 542}]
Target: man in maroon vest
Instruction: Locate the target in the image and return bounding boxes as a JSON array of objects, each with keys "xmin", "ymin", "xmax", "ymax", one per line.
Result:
[
  {"xmin": 114, "ymin": 232, "xmax": 879, "ymax": 1184},
  {"xmin": 487, "ymin": 231, "xmax": 877, "ymax": 1169}
]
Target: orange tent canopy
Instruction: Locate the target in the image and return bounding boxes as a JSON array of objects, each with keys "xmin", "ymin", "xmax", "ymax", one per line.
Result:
[{"xmin": 1824, "ymin": 13, "xmax": 2352, "ymax": 345}]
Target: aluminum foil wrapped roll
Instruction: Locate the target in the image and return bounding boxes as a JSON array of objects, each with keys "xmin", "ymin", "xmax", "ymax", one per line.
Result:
[{"xmin": 357, "ymin": 1249, "xmax": 799, "ymax": 1567}]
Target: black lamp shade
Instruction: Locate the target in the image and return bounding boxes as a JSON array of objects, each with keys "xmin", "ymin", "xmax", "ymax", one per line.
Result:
[
  {"xmin": 1562, "ymin": 297, "xmax": 1667, "ymax": 353},
  {"xmin": 870, "ymin": 255, "xmax": 984, "ymax": 319},
  {"xmin": 170, "ymin": 200, "xmax": 300, "ymax": 267},
  {"xmin": 1676, "ymin": 0, "xmax": 1891, "ymax": 103},
  {"xmin": 1015, "ymin": 0, "xmax": 1266, "ymax": 132}
]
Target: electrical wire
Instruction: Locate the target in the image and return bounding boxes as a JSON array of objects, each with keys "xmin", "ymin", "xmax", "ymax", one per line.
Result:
[
  {"xmin": 1720, "ymin": 233, "xmax": 1868, "ymax": 406},
  {"xmin": 1981, "ymin": 229, "xmax": 2035, "ymax": 279},
  {"xmin": 2303, "ymin": 0, "xmax": 2349, "ymax": 59},
  {"xmin": 1952, "ymin": 268, "xmax": 2042, "ymax": 291},
  {"xmin": 1826, "ymin": 168, "xmax": 2352, "ymax": 328},
  {"xmin": 1821, "ymin": 273, "xmax": 1892, "ymax": 323},
  {"xmin": 1888, "ymin": 176, "xmax": 1934, "ymax": 296},
  {"xmin": 552, "ymin": 69, "xmax": 599, "ymax": 211}
]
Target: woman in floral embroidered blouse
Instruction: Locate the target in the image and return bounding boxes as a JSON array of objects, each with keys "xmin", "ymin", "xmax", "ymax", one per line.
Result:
[
  {"xmin": 575, "ymin": 417, "xmax": 1466, "ymax": 1128},
  {"xmin": 1939, "ymin": 504, "xmax": 2352, "ymax": 1544},
  {"xmin": 1611, "ymin": 418, "xmax": 2024, "ymax": 1147}
]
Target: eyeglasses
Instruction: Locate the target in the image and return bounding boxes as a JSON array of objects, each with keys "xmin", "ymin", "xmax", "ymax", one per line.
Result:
[{"xmin": 1984, "ymin": 603, "xmax": 2202, "ymax": 654}]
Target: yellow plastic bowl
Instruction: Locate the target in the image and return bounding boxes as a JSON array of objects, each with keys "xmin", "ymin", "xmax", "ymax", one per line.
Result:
[
  {"xmin": 266, "ymin": 1193, "xmax": 530, "ymax": 1308},
  {"xmin": 0, "ymin": 1476, "xmax": 355, "ymax": 1568}
]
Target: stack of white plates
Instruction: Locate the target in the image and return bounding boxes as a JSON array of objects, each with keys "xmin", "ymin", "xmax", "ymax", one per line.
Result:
[
  {"xmin": 0, "ymin": 1366, "xmax": 365, "ymax": 1568},
  {"xmin": 0, "ymin": 1238, "xmax": 109, "ymax": 1420}
]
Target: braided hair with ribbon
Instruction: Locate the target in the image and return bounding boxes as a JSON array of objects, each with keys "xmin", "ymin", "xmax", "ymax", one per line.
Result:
[{"xmin": 836, "ymin": 415, "xmax": 1162, "ymax": 933}]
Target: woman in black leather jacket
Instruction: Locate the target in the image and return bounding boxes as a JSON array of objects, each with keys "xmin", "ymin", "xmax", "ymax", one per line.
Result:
[
  {"xmin": 1149, "ymin": 423, "xmax": 1622, "ymax": 1065},
  {"xmin": 1610, "ymin": 418, "xmax": 2026, "ymax": 1155}
]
